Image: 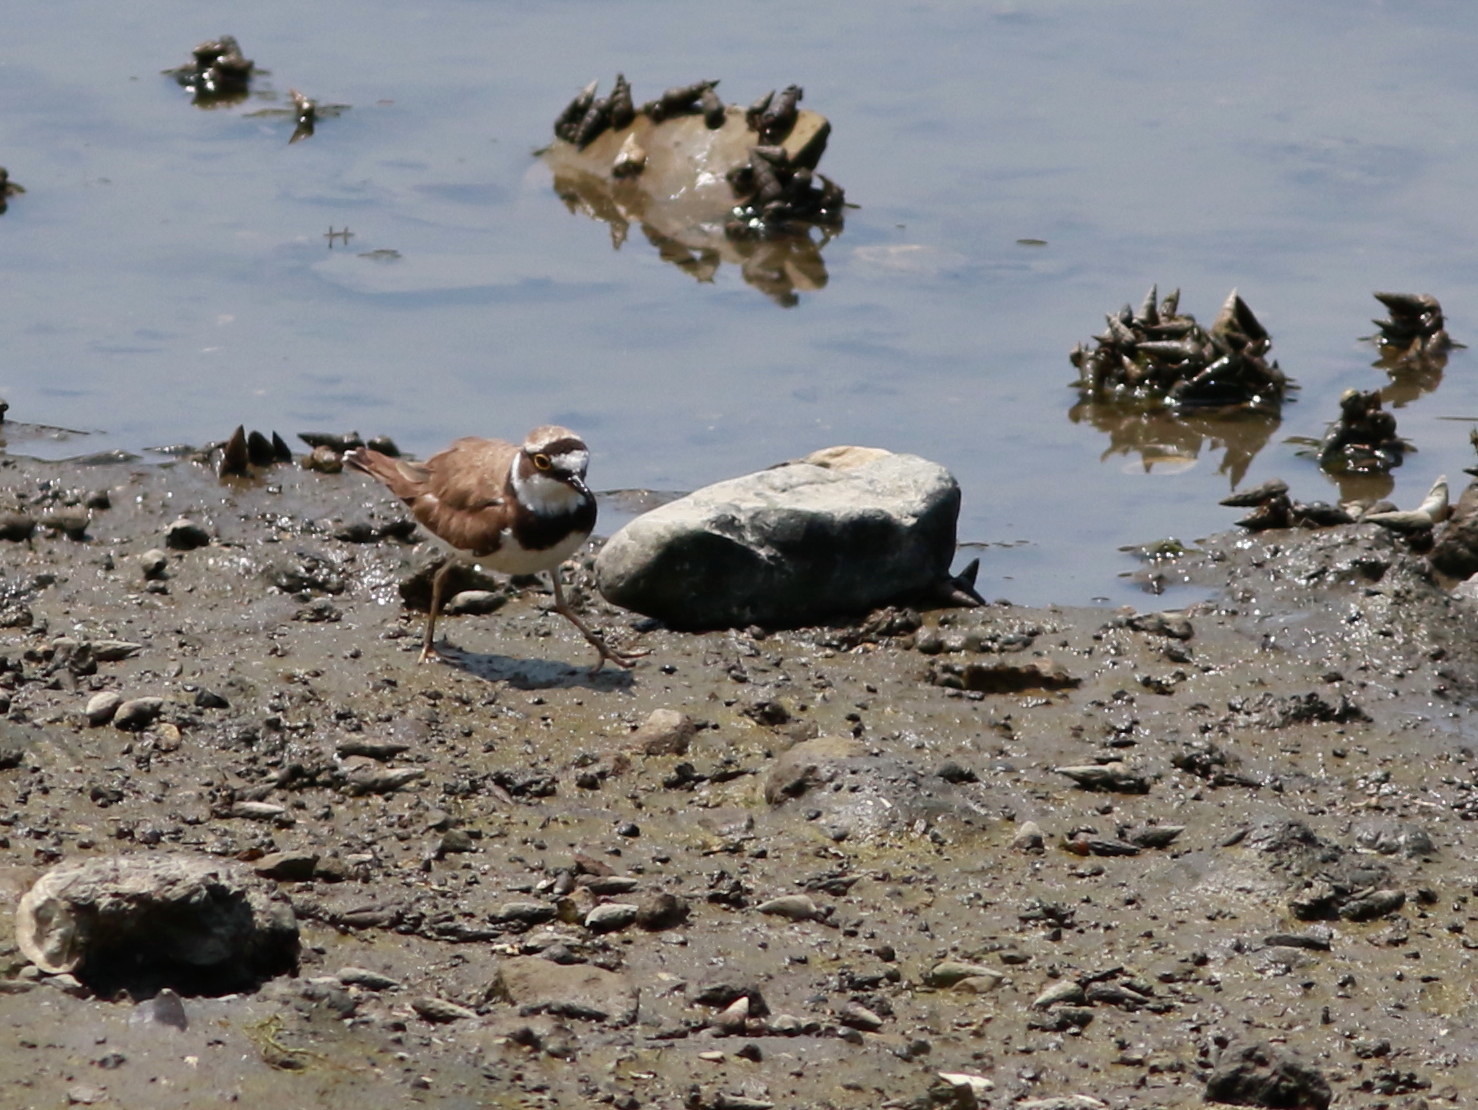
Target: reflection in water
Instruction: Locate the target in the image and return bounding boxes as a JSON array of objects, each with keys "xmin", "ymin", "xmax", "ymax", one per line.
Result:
[
  {"xmin": 1068, "ymin": 401, "xmax": 1279, "ymax": 490},
  {"xmin": 543, "ymin": 98, "xmax": 841, "ymax": 307},
  {"xmin": 1377, "ymin": 349, "xmax": 1448, "ymax": 409},
  {"xmin": 550, "ymin": 165, "xmax": 836, "ymax": 308}
]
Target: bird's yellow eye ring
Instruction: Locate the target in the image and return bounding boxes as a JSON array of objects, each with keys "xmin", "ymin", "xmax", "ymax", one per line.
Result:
[{"xmin": 532, "ymin": 453, "xmax": 552, "ymax": 471}]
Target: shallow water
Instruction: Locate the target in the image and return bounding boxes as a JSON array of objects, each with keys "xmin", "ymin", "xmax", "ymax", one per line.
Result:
[{"xmin": 6, "ymin": 1, "xmax": 1478, "ymax": 605}]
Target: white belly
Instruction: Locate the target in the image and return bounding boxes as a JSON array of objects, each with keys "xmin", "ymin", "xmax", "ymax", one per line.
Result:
[{"xmin": 476, "ymin": 524, "xmax": 589, "ymax": 576}]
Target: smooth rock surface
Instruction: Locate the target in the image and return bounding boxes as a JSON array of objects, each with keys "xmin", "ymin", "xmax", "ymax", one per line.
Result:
[
  {"xmin": 491, "ymin": 955, "xmax": 638, "ymax": 1025},
  {"xmin": 14, "ymin": 852, "xmax": 299, "ymax": 993},
  {"xmin": 596, "ymin": 447, "xmax": 963, "ymax": 629}
]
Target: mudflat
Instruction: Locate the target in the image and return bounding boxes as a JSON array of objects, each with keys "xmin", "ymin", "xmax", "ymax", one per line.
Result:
[{"xmin": 0, "ymin": 450, "xmax": 1473, "ymax": 1108}]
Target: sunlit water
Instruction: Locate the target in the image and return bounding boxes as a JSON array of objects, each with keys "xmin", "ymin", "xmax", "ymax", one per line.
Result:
[{"xmin": 6, "ymin": 1, "xmax": 1478, "ymax": 606}]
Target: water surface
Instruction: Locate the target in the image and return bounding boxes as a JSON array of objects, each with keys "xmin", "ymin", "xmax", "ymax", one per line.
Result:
[{"xmin": 5, "ymin": 1, "xmax": 1478, "ymax": 605}]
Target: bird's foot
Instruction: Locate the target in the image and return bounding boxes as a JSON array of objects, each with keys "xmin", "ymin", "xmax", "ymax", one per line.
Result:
[{"xmin": 584, "ymin": 632, "xmax": 648, "ymax": 674}]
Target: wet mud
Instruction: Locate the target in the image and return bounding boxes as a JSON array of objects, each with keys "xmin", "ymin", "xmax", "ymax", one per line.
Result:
[{"xmin": 0, "ymin": 451, "xmax": 1476, "ymax": 1107}]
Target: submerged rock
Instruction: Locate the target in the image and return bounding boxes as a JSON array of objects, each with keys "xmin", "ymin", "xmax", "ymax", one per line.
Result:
[
  {"xmin": 595, "ymin": 446, "xmax": 966, "ymax": 629},
  {"xmin": 14, "ymin": 852, "xmax": 299, "ymax": 994}
]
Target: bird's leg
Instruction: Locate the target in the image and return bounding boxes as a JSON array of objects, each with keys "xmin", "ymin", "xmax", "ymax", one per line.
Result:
[
  {"xmin": 547, "ymin": 567, "xmax": 644, "ymax": 673},
  {"xmin": 420, "ymin": 559, "xmax": 457, "ymax": 663}
]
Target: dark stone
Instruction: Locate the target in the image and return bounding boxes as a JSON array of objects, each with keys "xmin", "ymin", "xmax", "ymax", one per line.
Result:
[{"xmin": 1205, "ymin": 1038, "xmax": 1331, "ymax": 1109}]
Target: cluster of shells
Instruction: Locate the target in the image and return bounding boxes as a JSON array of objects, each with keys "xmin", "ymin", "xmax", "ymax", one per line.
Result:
[
  {"xmin": 725, "ymin": 86, "xmax": 845, "ymax": 236},
  {"xmin": 1220, "ymin": 473, "xmax": 1478, "ymax": 582},
  {"xmin": 0, "ymin": 167, "xmax": 22, "ymax": 215},
  {"xmin": 552, "ymin": 77, "xmax": 845, "ymax": 236},
  {"xmin": 182, "ymin": 426, "xmax": 400, "ymax": 478},
  {"xmin": 1070, "ymin": 287, "xmax": 1288, "ymax": 412},
  {"xmin": 164, "ymin": 35, "xmax": 254, "ymax": 104},
  {"xmin": 1368, "ymin": 291, "xmax": 1460, "ymax": 369},
  {"xmin": 1316, "ymin": 388, "xmax": 1407, "ymax": 475}
]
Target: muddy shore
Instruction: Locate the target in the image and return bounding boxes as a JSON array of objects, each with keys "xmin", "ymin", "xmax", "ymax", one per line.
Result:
[{"xmin": 0, "ymin": 449, "xmax": 1475, "ymax": 1109}]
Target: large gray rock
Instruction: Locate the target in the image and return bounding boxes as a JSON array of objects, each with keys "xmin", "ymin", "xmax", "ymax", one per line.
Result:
[
  {"xmin": 15, "ymin": 852, "xmax": 299, "ymax": 994},
  {"xmin": 596, "ymin": 447, "xmax": 963, "ymax": 629}
]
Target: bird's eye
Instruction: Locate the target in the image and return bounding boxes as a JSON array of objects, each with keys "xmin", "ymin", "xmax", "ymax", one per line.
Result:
[{"xmin": 532, "ymin": 453, "xmax": 552, "ymax": 471}]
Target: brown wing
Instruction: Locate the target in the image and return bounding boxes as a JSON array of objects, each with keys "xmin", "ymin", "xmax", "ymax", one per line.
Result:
[
  {"xmin": 420, "ymin": 437, "xmax": 517, "ymax": 512},
  {"xmin": 347, "ymin": 437, "xmax": 519, "ymax": 556},
  {"xmin": 411, "ymin": 438, "xmax": 519, "ymax": 556}
]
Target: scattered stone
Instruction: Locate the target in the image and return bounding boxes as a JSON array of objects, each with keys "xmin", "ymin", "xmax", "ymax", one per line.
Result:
[
  {"xmin": 629, "ymin": 708, "xmax": 697, "ymax": 755},
  {"xmin": 1124, "ymin": 824, "xmax": 1185, "ymax": 849},
  {"xmin": 635, "ymin": 891, "xmax": 691, "ymax": 931},
  {"xmin": 491, "ymin": 956, "xmax": 638, "ymax": 1025},
  {"xmin": 92, "ymin": 640, "xmax": 144, "ymax": 662},
  {"xmin": 1031, "ymin": 980, "xmax": 1086, "ymax": 1009},
  {"xmin": 412, "ymin": 996, "xmax": 478, "ymax": 1023},
  {"xmin": 924, "ymin": 962, "xmax": 1002, "ymax": 989},
  {"xmin": 1012, "ymin": 821, "xmax": 1045, "ymax": 852},
  {"xmin": 14, "ymin": 852, "xmax": 298, "ymax": 993},
  {"xmin": 340, "ymin": 758, "xmax": 424, "ymax": 795},
  {"xmin": 584, "ymin": 903, "xmax": 638, "ymax": 933},
  {"xmin": 755, "ymin": 894, "xmax": 821, "ymax": 922},
  {"xmin": 1205, "ymin": 1038, "xmax": 1332, "ymax": 1110},
  {"xmin": 442, "ymin": 589, "xmax": 505, "ymax": 616},
  {"xmin": 252, "ymin": 851, "xmax": 319, "ymax": 882},
  {"xmin": 112, "ymin": 697, "xmax": 164, "ymax": 731},
  {"xmin": 596, "ymin": 448, "xmax": 967, "ymax": 629},
  {"xmin": 336, "ymin": 966, "xmax": 401, "ymax": 990},
  {"xmin": 137, "ymin": 549, "xmax": 169, "ymax": 580},
  {"xmin": 835, "ymin": 1000, "xmax": 883, "ymax": 1031},
  {"xmin": 83, "ymin": 692, "xmax": 123, "ymax": 727},
  {"xmin": 1264, "ymin": 930, "xmax": 1332, "ymax": 952},
  {"xmin": 164, "ymin": 517, "xmax": 211, "ymax": 551},
  {"xmin": 0, "ymin": 513, "xmax": 37, "ymax": 542},
  {"xmin": 929, "ymin": 658, "xmax": 1079, "ymax": 693},
  {"xmin": 129, "ymin": 987, "xmax": 188, "ymax": 1030},
  {"xmin": 1054, "ymin": 762, "xmax": 1150, "ymax": 793},
  {"xmin": 229, "ymin": 801, "xmax": 289, "ymax": 821}
]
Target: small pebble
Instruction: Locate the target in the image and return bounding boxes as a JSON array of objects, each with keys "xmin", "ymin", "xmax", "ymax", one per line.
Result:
[
  {"xmin": 756, "ymin": 894, "xmax": 821, "ymax": 921},
  {"xmin": 112, "ymin": 696, "xmax": 164, "ymax": 731},
  {"xmin": 137, "ymin": 549, "xmax": 169, "ymax": 580},
  {"xmin": 585, "ymin": 902, "xmax": 639, "ymax": 933},
  {"xmin": 411, "ymin": 996, "xmax": 477, "ymax": 1023},
  {"xmin": 164, "ymin": 517, "xmax": 211, "ymax": 551},
  {"xmin": 84, "ymin": 691, "xmax": 123, "ymax": 727}
]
